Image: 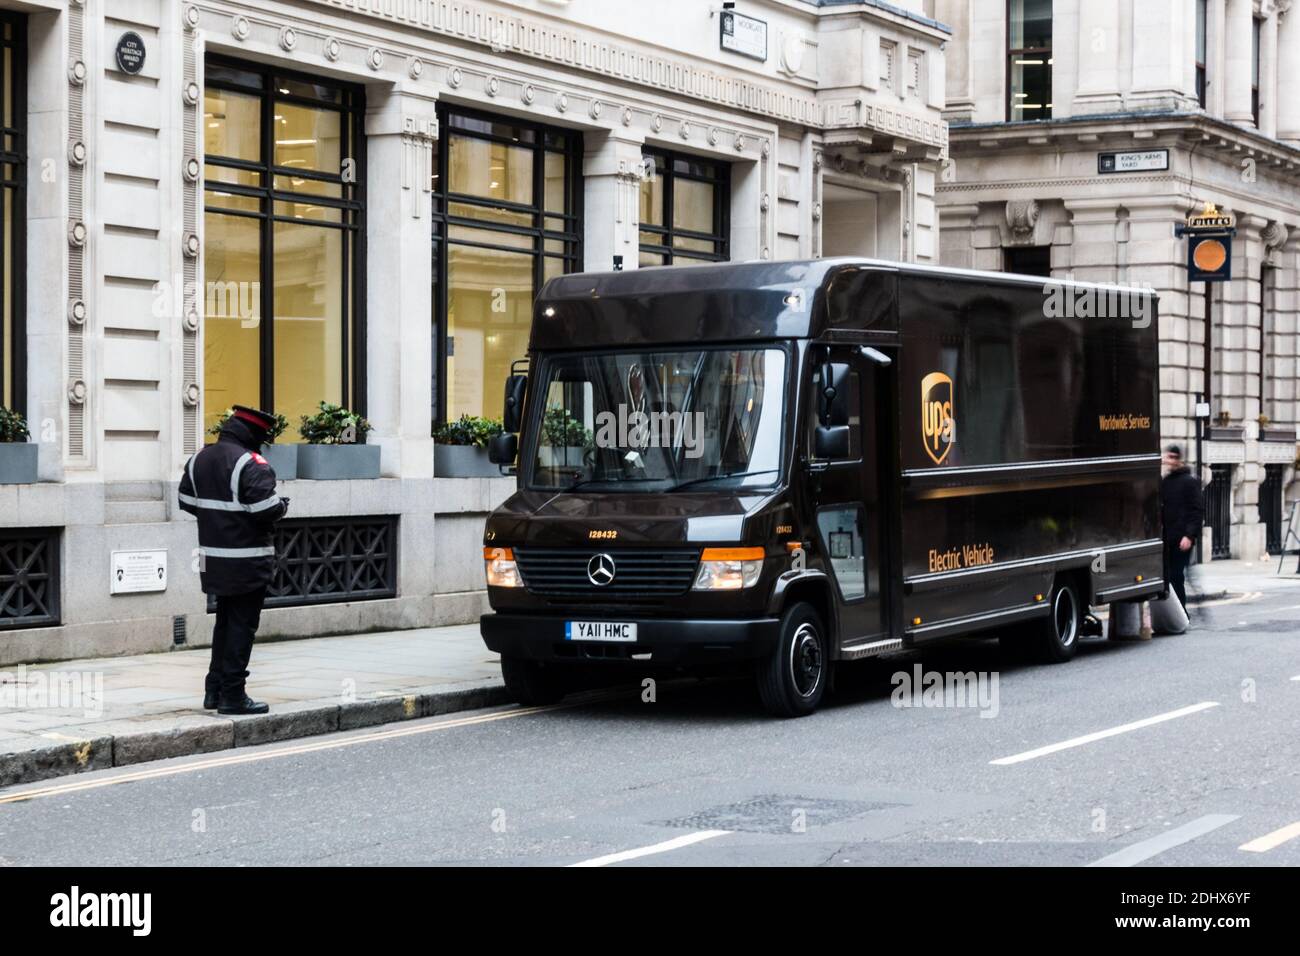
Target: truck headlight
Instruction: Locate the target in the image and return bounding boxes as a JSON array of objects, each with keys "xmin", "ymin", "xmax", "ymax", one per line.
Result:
[
  {"xmin": 484, "ymin": 546, "xmax": 522, "ymax": 588},
  {"xmin": 693, "ymin": 547, "xmax": 765, "ymax": 590}
]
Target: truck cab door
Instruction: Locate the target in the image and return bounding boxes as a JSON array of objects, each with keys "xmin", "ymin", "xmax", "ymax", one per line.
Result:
[{"xmin": 807, "ymin": 348, "xmax": 888, "ymax": 647}]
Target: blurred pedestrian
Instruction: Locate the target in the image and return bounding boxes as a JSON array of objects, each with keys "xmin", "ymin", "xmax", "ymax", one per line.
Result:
[
  {"xmin": 1161, "ymin": 444, "xmax": 1203, "ymax": 611},
  {"xmin": 178, "ymin": 406, "xmax": 289, "ymax": 714}
]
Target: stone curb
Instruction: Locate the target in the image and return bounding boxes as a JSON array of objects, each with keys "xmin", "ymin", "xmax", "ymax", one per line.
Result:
[{"xmin": 0, "ymin": 681, "xmax": 510, "ymax": 789}]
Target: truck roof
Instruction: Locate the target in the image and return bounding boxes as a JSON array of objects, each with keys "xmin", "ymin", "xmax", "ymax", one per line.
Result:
[{"xmin": 530, "ymin": 257, "xmax": 1157, "ymax": 351}]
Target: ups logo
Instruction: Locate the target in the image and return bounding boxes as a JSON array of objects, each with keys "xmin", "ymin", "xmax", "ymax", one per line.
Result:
[{"xmin": 921, "ymin": 371, "xmax": 955, "ymax": 465}]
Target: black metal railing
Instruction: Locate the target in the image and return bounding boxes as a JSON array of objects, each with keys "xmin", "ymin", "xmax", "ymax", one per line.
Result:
[
  {"xmin": 207, "ymin": 517, "xmax": 397, "ymax": 610},
  {"xmin": 1206, "ymin": 465, "xmax": 1233, "ymax": 561},
  {"xmin": 0, "ymin": 528, "xmax": 60, "ymax": 630},
  {"xmin": 1260, "ymin": 464, "xmax": 1285, "ymax": 554}
]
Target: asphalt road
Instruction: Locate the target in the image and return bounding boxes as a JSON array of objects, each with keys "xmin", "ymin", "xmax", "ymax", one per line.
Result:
[{"xmin": 1, "ymin": 584, "xmax": 1297, "ymax": 867}]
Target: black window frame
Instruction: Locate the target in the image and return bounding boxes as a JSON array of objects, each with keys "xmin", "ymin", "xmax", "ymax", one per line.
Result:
[
  {"xmin": 1006, "ymin": 0, "xmax": 1053, "ymax": 122},
  {"xmin": 201, "ymin": 54, "xmax": 368, "ymax": 421},
  {"xmin": 1251, "ymin": 16, "xmax": 1262, "ymax": 127},
  {"xmin": 638, "ymin": 147, "xmax": 731, "ymax": 266},
  {"xmin": 430, "ymin": 104, "xmax": 583, "ymax": 426},
  {"xmin": 1195, "ymin": 0, "xmax": 1208, "ymax": 109},
  {"xmin": 0, "ymin": 12, "xmax": 26, "ymax": 417}
]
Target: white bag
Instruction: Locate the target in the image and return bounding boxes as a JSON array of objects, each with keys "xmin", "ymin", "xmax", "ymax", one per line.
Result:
[{"xmin": 1150, "ymin": 594, "xmax": 1189, "ymax": 635}]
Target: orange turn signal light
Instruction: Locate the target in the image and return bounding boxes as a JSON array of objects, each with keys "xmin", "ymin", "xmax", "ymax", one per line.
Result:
[
  {"xmin": 911, "ymin": 616, "xmax": 922, "ymax": 626},
  {"xmin": 700, "ymin": 547, "xmax": 765, "ymax": 561},
  {"xmin": 1135, "ymin": 574, "xmax": 1144, "ymax": 582},
  {"xmin": 1034, "ymin": 593, "xmax": 1044, "ymax": 602},
  {"xmin": 483, "ymin": 546, "xmax": 513, "ymax": 560}
]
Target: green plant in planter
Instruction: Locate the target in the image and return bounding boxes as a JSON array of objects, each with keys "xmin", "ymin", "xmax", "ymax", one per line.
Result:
[
  {"xmin": 299, "ymin": 401, "xmax": 372, "ymax": 445},
  {"xmin": 432, "ymin": 415, "xmax": 504, "ymax": 448},
  {"xmin": 207, "ymin": 407, "xmax": 291, "ymax": 442},
  {"xmin": 541, "ymin": 407, "xmax": 593, "ymax": 448},
  {"xmin": 0, "ymin": 406, "xmax": 29, "ymax": 443}
]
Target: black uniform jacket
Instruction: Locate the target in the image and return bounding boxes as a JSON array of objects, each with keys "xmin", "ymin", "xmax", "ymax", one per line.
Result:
[{"xmin": 178, "ymin": 419, "xmax": 288, "ymax": 595}]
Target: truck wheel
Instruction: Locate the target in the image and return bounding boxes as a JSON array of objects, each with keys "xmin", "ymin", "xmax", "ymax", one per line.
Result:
[
  {"xmin": 1029, "ymin": 578, "xmax": 1082, "ymax": 664},
  {"xmin": 500, "ymin": 657, "xmax": 567, "ymax": 706},
  {"xmin": 756, "ymin": 602, "xmax": 828, "ymax": 718}
]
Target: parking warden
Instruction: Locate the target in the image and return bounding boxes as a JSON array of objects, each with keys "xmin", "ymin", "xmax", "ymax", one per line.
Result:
[{"xmin": 178, "ymin": 406, "xmax": 289, "ymax": 715}]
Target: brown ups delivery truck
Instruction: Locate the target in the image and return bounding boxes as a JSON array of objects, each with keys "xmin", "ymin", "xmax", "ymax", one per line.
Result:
[{"xmin": 479, "ymin": 258, "xmax": 1164, "ymax": 717}]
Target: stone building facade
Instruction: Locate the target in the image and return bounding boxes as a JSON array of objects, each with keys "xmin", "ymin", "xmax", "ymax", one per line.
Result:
[
  {"xmin": 935, "ymin": 0, "xmax": 1300, "ymax": 562},
  {"xmin": 0, "ymin": 0, "xmax": 948, "ymax": 663}
]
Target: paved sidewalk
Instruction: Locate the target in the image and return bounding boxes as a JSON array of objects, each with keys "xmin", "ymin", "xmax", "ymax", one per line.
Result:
[
  {"xmin": 1, "ymin": 558, "xmax": 1291, "ymax": 790},
  {"xmin": 0, "ymin": 625, "xmax": 505, "ymax": 788}
]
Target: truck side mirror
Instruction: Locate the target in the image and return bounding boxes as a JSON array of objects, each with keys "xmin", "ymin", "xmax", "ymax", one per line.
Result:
[
  {"xmin": 502, "ymin": 374, "xmax": 528, "ymax": 433},
  {"xmin": 488, "ymin": 431, "xmax": 518, "ymax": 466},
  {"xmin": 817, "ymin": 362, "xmax": 851, "ymax": 427},
  {"xmin": 813, "ymin": 425, "xmax": 849, "ymax": 460}
]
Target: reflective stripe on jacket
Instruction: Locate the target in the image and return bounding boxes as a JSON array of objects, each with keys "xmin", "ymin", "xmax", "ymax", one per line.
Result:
[{"xmin": 178, "ymin": 427, "xmax": 287, "ymax": 595}]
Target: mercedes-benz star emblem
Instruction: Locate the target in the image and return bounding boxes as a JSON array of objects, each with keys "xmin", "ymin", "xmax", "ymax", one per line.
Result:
[{"xmin": 587, "ymin": 553, "xmax": 616, "ymax": 586}]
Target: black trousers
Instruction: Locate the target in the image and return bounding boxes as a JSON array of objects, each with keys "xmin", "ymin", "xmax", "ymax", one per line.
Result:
[
  {"xmin": 206, "ymin": 588, "xmax": 267, "ymax": 699},
  {"xmin": 1165, "ymin": 542, "xmax": 1191, "ymax": 610}
]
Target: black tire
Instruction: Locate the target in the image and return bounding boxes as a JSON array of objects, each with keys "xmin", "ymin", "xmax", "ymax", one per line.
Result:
[
  {"xmin": 501, "ymin": 656, "xmax": 568, "ymax": 706},
  {"xmin": 756, "ymin": 602, "xmax": 829, "ymax": 718},
  {"xmin": 1028, "ymin": 577, "xmax": 1082, "ymax": 664}
]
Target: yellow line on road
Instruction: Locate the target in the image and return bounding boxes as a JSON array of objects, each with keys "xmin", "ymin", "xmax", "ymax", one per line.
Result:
[
  {"xmin": 1239, "ymin": 820, "xmax": 1300, "ymax": 853},
  {"xmin": 0, "ymin": 703, "xmax": 567, "ymax": 805}
]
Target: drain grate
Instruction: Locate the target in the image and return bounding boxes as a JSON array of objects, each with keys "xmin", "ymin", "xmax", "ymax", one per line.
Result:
[{"xmin": 658, "ymin": 794, "xmax": 898, "ymax": 834}]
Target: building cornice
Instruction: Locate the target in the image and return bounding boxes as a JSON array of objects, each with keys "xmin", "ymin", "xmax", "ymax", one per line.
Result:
[
  {"xmin": 296, "ymin": 0, "xmax": 945, "ymax": 145},
  {"xmin": 948, "ymin": 111, "xmax": 1300, "ymax": 176}
]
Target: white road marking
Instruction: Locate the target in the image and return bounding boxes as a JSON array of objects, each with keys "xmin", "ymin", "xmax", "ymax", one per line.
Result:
[
  {"xmin": 990, "ymin": 702, "xmax": 1221, "ymax": 766},
  {"xmin": 1240, "ymin": 820, "xmax": 1300, "ymax": 853},
  {"xmin": 567, "ymin": 830, "xmax": 730, "ymax": 867},
  {"xmin": 1291, "ymin": 675, "xmax": 1300, "ymax": 682},
  {"xmin": 1087, "ymin": 814, "xmax": 1240, "ymax": 867}
]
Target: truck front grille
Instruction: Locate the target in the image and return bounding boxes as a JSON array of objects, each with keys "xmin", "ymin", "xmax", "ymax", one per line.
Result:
[{"xmin": 514, "ymin": 547, "xmax": 700, "ymax": 597}]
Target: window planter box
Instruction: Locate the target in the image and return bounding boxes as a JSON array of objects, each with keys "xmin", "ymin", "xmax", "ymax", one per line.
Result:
[
  {"xmin": 538, "ymin": 447, "xmax": 589, "ymax": 468},
  {"xmin": 434, "ymin": 443, "xmax": 502, "ymax": 478},
  {"xmin": 0, "ymin": 443, "xmax": 37, "ymax": 485},
  {"xmin": 261, "ymin": 443, "xmax": 299, "ymax": 481},
  {"xmin": 296, "ymin": 444, "xmax": 381, "ymax": 481}
]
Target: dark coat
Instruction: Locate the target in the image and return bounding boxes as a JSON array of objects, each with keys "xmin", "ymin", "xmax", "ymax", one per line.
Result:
[
  {"xmin": 178, "ymin": 418, "xmax": 289, "ymax": 596},
  {"xmin": 1161, "ymin": 464, "xmax": 1204, "ymax": 547}
]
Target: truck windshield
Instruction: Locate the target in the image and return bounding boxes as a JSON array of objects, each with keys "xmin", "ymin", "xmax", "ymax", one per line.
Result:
[{"xmin": 528, "ymin": 347, "xmax": 788, "ymax": 492}]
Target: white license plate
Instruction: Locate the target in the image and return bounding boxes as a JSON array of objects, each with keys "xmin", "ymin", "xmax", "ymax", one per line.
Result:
[{"xmin": 565, "ymin": 621, "xmax": 637, "ymax": 642}]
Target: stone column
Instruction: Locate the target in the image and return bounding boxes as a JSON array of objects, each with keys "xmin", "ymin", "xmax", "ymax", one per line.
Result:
[
  {"xmin": 1131, "ymin": 0, "xmax": 1195, "ymax": 112},
  {"xmin": 1223, "ymin": 0, "xmax": 1255, "ymax": 126},
  {"xmin": 1073, "ymin": 0, "xmax": 1123, "ymax": 115},
  {"xmin": 1277, "ymin": 1, "xmax": 1300, "ymax": 143},
  {"xmin": 583, "ymin": 132, "xmax": 645, "ymax": 273},
  {"xmin": 936, "ymin": 0, "xmax": 975, "ymax": 121},
  {"xmin": 364, "ymin": 82, "xmax": 437, "ymax": 480}
]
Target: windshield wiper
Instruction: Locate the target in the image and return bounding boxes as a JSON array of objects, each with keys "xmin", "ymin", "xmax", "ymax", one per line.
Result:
[
  {"xmin": 563, "ymin": 476, "xmax": 664, "ymax": 492},
  {"xmin": 667, "ymin": 469, "xmax": 780, "ymax": 492}
]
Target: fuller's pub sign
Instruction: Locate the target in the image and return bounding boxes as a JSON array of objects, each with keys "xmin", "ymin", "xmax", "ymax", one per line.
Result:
[{"xmin": 1175, "ymin": 202, "xmax": 1236, "ymax": 283}]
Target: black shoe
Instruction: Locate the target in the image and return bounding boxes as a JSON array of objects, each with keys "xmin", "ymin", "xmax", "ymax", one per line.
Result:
[
  {"xmin": 203, "ymin": 690, "xmax": 218, "ymax": 710},
  {"xmin": 217, "ymin": 695, "xmax": 269, "ymax": 715}
]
